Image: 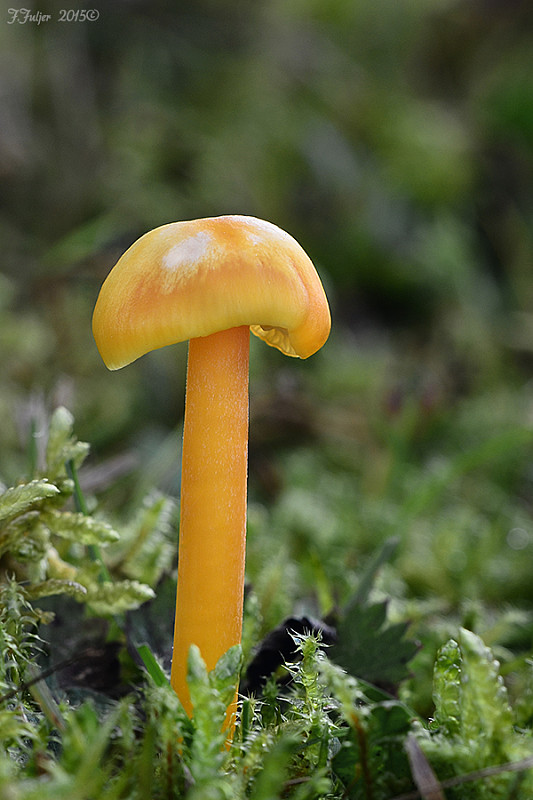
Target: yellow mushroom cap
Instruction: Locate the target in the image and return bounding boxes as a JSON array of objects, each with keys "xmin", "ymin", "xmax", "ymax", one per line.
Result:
[{"xmin": 92, "ymin": 215, "xmax": 331, "ymax": 369}]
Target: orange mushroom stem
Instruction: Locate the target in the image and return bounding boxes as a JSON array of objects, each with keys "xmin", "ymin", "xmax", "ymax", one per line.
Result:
[
  {"xmin": 92, "ymin": 215, "xmax": 331, "ymax": 726},
  {"xmin": 171, "ymin": 326, "xmax": 249, "ymax": 716}
]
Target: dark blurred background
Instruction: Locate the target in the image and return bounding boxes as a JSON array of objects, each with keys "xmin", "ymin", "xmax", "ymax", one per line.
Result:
[{"xmin": 2, "ymin": 0, "xmax": 533, "ymax": 498}]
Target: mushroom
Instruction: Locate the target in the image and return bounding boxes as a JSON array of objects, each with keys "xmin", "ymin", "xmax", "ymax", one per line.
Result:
[{"xmin": 92, "ymin": 215, "xmax": 330, "ymax": 719}]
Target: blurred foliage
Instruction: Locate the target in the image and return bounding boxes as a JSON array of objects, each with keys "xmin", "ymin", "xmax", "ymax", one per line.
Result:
[{"xmin": 1, "ymin": 0, "xmax": 533, "ymax": 458}]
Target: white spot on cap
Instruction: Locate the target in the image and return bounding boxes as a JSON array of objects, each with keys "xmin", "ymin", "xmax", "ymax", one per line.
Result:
[{"xmin": 162, "ymin": 231, "xmax": 212, "ymax": 272}]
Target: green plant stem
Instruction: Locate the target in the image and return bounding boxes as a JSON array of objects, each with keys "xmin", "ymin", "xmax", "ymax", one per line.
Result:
[{"xmin": 137, "ymin": 644, "xmax": 170, "ymax": 688}]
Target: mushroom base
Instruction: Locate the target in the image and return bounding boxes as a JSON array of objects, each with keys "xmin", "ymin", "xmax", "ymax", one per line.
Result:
[{"xmin": 170, "ymin": 325, "xmax": 250, "ymax": 721}]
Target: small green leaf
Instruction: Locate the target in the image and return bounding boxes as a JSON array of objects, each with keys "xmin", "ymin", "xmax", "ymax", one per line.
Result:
[
  {"xmin": 25, "ymin": 579, "xmax": 88, "ymax": 601},
  {"xmin": 458, "ymin": 627, "xmax": 514, "ymax": 747},
  {"xmin": 432, "ymin": 638, "xmax": 461, "ymax": 735},
  {"xmin": 41, "ymin": 509, "xmax": 120, "ymax": 546},
  {"xmin": 85, "ymin": 579, "xmax": 155, "ymax": 615},
  {"xmin": 332, "ymin": 598, "xmax": 419, "ymax": 687},
  {"xmin": 0, "ymin": 480, "xmax": 60, "ymax": 524}
]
